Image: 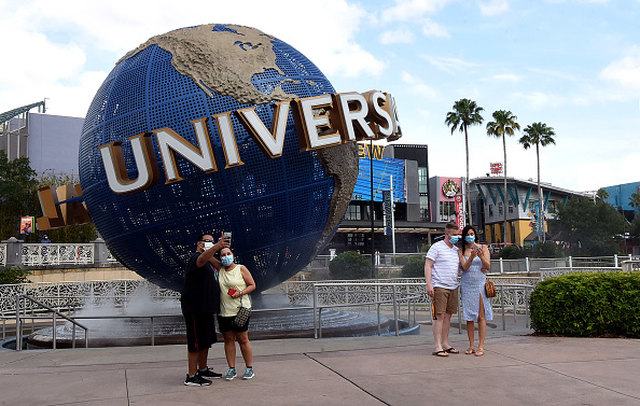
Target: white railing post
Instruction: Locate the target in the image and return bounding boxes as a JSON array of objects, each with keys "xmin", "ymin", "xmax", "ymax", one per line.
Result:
[
  {"xmin": 614, "ymin": 254, "xmax": 618, "ymax": 268},
  {"xmin": 569, "ymin": 256, "xmax": 573, "ymax": 269},
  {"xmin": 499, "ymin": 257, "xmax": 504, "ymax": 274},
  {"xmin": 525, "ymin": 257, "xmax": 530, "ymax": 273},
  {"xmin": 312, "ymin": 284, "xmax": 318, "ymax": 339}
]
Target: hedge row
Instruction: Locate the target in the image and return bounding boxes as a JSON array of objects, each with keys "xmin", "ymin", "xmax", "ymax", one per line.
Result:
[{"xmin": 530, "ymin": 272, "xmax": 640, "ymax": 338}]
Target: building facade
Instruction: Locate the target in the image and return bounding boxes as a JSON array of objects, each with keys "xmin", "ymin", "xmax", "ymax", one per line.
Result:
[{"xmin": 470, "ymin": 176, "xmax": 588, "ymax": 245}]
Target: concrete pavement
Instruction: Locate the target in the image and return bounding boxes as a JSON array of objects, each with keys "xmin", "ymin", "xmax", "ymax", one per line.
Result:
[{"xmin": 1, "ymin": 323, "xmax": 639, "ymax": 405}]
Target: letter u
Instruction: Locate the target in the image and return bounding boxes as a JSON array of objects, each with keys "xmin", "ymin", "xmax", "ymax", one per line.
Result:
[{"xmin": 98, "ymin": 133, "xmax": 159, "ymax": 194}]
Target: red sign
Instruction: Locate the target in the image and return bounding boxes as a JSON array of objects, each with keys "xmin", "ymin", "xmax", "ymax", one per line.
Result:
[
  {"xmin": 454, "ymin": 195, "xmax": 464, "ymax": 231},
  {"xmin": 490, "ymin": 162, "xmax": 503, "ymax": 175}
]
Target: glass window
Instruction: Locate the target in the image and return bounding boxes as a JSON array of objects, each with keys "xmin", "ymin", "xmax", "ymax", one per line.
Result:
[
  {"xmin": 419, "ymin": 195, "xmax": 429, "ymax": 221},
  {"xmin": 418, "ymin": 167, "xmax": 428, "ymax": 194},
  {"xmin": 498, "ymin": 202, "xmax": 503, "ymax": 216},
  {"xmin": 508, "ymin": 202, "xmax": 514, "ymax": 214},
  {"xmin": 344, "ymin": 204, "xmax": 361, "ymax": 220},
  {"xmin": 488, "ymin": 204, "xmax": 494, "ymax": 217}
]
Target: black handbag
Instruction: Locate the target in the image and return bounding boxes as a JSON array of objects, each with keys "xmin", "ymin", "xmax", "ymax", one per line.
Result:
[{"xmin": 232, "ymin": 294, "xmax": 251, "ymax": 329}]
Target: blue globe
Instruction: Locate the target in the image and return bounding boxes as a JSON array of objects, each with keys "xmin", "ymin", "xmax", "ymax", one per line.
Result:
[{"xmin": 79, "ymin": 24, "xmax": 357, "ymax": 292}]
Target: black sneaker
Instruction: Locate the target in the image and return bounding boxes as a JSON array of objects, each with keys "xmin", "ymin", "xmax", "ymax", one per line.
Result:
[
  {"xmin": 184, "ymin": 373, "xmax": 212, "ymax": 386},
  {"xmin": 197, "ymin": 367, "xmax": 223, "ymax": 379}
]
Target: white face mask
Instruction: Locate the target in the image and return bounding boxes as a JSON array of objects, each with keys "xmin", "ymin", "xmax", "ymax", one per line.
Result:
[{"xmin": 203, "ymin": 241, "xmax": 214, "ymax": 250}]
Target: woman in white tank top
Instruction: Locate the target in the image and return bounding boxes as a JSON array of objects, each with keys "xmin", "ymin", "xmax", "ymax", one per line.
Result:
[{"xmin": 217, "ymin": 247, "xmax": 256, "ymax": 380}]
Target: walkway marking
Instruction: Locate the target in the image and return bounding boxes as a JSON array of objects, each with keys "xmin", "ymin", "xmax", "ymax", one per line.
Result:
[{"xmin": 303, "ymin": 352, "xmax": 390, "ymax": 406}]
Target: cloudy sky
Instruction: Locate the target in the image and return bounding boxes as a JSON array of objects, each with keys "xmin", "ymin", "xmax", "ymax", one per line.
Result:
[{"xmin": 1, "ymin": 0, "xmax": 638, "ymax": 192}]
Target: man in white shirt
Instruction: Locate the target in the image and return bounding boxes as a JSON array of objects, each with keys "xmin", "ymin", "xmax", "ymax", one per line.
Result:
[{"xmin": 424, "ymin": 223, "xmax": 461, "ymax": 357}]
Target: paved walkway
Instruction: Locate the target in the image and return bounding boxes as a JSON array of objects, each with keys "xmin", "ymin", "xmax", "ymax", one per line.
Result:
[{"xmin": 1, "ymin": 318, "xmax": 639, "ymax": 406}]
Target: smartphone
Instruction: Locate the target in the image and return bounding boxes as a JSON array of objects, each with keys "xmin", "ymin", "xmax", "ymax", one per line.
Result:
[
  {"xmin": 228, "ymin": 288, "xmax": 236, "ymax": 296},
  {"xmin": 223, "ymin": 231, "xmax": 232, "ymax": 245}
]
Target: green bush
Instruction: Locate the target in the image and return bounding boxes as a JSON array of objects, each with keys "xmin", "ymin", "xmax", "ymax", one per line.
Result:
[
  {"xmin": 524, "ymin": 242, "xmax": 564, "ymax": 258},
  {"xmin": 530, "ymin": 272, "xmax": 640, "ymax": 338},
  {"xmin": 0, "ymin": 267, "xmax": 31, "ymax": 284},
  {"xmin": 500, "ymin": 245, "xmax": 524, "ymax": 258},
  {"xmin": 329, "ymin": 251, "xmax": 371, "ymax": 280},
  {"xmin": 401, "ymin": 256, "xmax": 425, "ymax": 278}
]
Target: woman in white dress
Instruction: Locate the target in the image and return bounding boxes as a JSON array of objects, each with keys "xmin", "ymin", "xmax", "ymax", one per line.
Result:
[{"xmin": 458, "ymin": 225, "xmax": 493, "ymax": 356}]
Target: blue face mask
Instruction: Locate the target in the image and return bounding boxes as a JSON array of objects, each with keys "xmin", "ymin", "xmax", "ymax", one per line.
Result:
[
  {"xmin": 221, "ymin": 255, "xmax": 234, "ymax": 266},
  {"xmin": 465, "ymin": 236, "xmax": 475, "ymax": 243},
  {"xmin": 449, "ymin": 235, "xmax": 460, "ymax": 244}
]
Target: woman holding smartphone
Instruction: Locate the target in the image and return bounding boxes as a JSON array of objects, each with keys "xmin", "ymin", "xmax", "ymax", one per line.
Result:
[
  {"xmin": 217, "ymin": 246, "xmax": 257, "ymax": 380},
  {"xmin": 457, "ymin": 225, "xmax": 493, "ymax": 356}
]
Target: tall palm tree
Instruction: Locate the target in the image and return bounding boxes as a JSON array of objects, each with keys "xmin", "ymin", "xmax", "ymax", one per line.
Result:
[
  {"xmin": 519, "ymin": 122, "xmax": 556, "ymax": 242},
  {"xmin": 445, "ymin": 99, "xmax": 484, "ymax": 226},
  {"xmin": 486, "ymin": 110, "xmax": 520, "ymax": 244}
]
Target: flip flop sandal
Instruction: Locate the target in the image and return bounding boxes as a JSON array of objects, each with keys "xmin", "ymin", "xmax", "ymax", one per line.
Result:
[
  {"xmin": 465, "ymin": 348, "xmax": 475, "ymax": 355},
  {"xmin": 444, "ymin": 347, "xmax": 459, "ymax": 354},
  {"xmin": 475, "ymin": 349, "xmax": 485, "ymax": 356},
  {"xmin": 432, "ymin": 350, "xmax": 449, "ymax": 357}
]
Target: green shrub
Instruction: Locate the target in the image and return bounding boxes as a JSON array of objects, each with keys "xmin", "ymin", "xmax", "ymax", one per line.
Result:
[
  {"xmin": 524, "ymin": 242, "xmax": 564, "ymax": 258},
  {"xmin": 0, "ymin": 267, "xmax": 31, "ymax": 284},
  {"xmin": 329, "ymin": 251, "xmax": 371, "ymax": 280},
  {"xmin": 500, "ymin": 245, "xmax": 524, "ymax": 258},
  {"xmin": 530, "ymin": 272, "xmax": 640, "ymax": 338},
  {"xmin": 393, "ymin": 255, "xmax": 412, "ymax": 266},
  {"xmin": 401, "ymin": 256, "xmax": 425, "ymax": 278}
]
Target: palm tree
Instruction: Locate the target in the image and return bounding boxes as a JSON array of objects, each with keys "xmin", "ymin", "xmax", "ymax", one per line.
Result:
[
  {"xmin": 445, "ymin": 99, "xmax": 484, "ymax": 226},
  {"xmin": 486, "ymin": 110, "xmax": 520, "ymax": 244},
  {"xmin": 519, "ymin": 122, "xmax": 556, "ymax": 242}
]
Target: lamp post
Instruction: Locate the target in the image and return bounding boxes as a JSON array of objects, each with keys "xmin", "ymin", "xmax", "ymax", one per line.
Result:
[{"xmin": 370, "ymin": 139, "xmax": 375, "ymax": 278}]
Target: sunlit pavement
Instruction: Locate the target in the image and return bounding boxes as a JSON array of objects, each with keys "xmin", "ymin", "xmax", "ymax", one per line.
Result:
[{"xmin": 0, "ymin": 317, "xmax": 638, "ymax": 405}]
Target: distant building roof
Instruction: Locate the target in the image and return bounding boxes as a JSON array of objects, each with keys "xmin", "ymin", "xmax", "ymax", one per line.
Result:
[{"xmin": 0, "ymin": 101, "xmax": 45, "ymax": 126}]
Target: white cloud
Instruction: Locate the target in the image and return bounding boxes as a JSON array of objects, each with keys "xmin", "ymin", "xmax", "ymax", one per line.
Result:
[
  {"xmin": 380, "ymin": 28, "xmax": 416, "ymax": 44},
  {"xmin": 422, "ymin": 19, "xmax": 450, "ymax": 38},
  {"xmin": 478, "ymin": 0, "xmax": 510, "ymax": 16},
  {"xmin": 381, "ymin": 0, "xmax": 454, "ymax": 22},
  {"xmin": 421, "ymin": 55, "xmax": 480, "ymax": 74},
  {"xmin": 484, "ymin": 74, "xmax": 522, "ymax": 83},
  {"xmin": 401, "ymin": 71, "xmax": 438, "ymax": 98},
  {"xmin": 599, "ymin": 46, "xmax": 640, "ymax": 98},
  {"xmin": 0, "ymin": 0, "xmax": 386, "ymax": 116},
  {"xmin": 512, "ymin": 91, "xmax": 565, "ymax": 111}
]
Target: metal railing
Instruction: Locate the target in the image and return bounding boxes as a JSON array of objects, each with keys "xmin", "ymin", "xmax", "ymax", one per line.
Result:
[
  {"xmin": 21, "ymin": 243, "xmax": 95, "ymax": 266},
  {"xmin": 12, "ymin": 294, "xmax": 88, "ymax": 350},
  {"xmin": 0, "ymin": 243, "xmax": 6, "ymax": 267}
]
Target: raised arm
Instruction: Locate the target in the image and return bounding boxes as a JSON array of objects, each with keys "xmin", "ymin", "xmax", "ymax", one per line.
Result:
[
  {"xmin": 196, "ymin": 233, "xmax": 230, "ymax": 268},
  {"xmin": 458, "ymin": 247, "xmax": 477, "ymax": 271},
  {"xmin": 478, "ymin": 244, "xmax": 491, "ymax": 271}
]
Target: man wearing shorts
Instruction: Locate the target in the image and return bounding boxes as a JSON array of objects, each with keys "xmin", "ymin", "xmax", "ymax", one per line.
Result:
[
  {"xmin": 181, "ymin": 233, "xmax": 229, "ymax": 386},
  {"xmin": 424, "ymin": 223, "xmax": 461, "ymax": 357}
]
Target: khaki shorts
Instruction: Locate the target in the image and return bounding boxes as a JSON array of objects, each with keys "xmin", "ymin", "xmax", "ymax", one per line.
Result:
[{"xmin": 433, "ymin": 287, "xmax": 458, "ymax": 316}]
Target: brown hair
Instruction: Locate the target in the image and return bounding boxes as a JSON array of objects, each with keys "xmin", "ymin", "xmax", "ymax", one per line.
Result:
[{"xmin": 445, "ymin": 223, "xmax": 458, "ymax": 231}]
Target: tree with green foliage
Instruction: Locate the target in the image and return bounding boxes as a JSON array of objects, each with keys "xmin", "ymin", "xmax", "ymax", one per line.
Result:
[
  {"xmin": 551, "ymin": 192, "xmax": 625, "ymax": 255},
  {"xmin": 0, "ymin": 266, "xmax": 31, "ymax": 284},
  {"xmin": 445, "ymin": 98, "xmax": 484, "ymax": 226},
  {"xmin": 519, "ymin": 122, "xmax": 556, "ymax": 242},
  {"xmin": 329, "ymin": 251, "xmax": 371, "ymax": 280},
  {"xmin": 0, "ymin": 151, "xmax": 38, "ymax": 240},
  {"xmin": 486, "ymin": 110, "xmax": 521, "ymax": 242}
]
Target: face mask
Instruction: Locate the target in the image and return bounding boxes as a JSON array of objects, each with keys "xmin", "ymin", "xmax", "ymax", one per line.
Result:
[
  {"xmin": 449, "ymin": 235, "xmax": 460, "ymax": 244},
  {"xmin": 464, "ymin": 236, "xmax": 475, "ymax": 243},
  {"xmin": 203, "ymin": 241, "xmax": 214, "ymax": 250},
  {"xmin": 221, "ymin": 255, "xmax": 234, "ymax": 266}
]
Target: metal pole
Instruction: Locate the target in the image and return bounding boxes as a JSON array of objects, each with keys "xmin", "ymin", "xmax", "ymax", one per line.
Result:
[
  {"xmin": 499, "ymin": 257, "xmax": 504, "ymax": 274},
  {"xmin": 370, "ymin": 139, "xmax": 375, "ymax": 278},
  {"xmin": 318, "ymin": 308, "xmax": 323, "ymax": 338},
  {"xmin": 390, "ymin": 175, "xmax": 396, "ymax": 255},
  {"xmin": 72, "ymin": 324, "xmax": 76, "ymax": 349},
  {"xmin": 377, "ymin": 303, "xmax": 381, "ymax": 336},
  {"xmin": 15, "ymin": 296, "xmax": 21, "ymax": 351},
  {"xmin": 569, "ymin": 256, "xmax": 573, "ymax": 269},
  {"xmin": 392, "ymin": 285, "xmax": 398, "ymax": 336},
  {"xmin": 500, "ymin": 285, "xmax": 506, "ymax": 331},
  {"xmin": 312, "ymin": 284, "xmax": 318, "ymax": 339},
  {"xmin": 513, "ymin": 288, "xmax": 517, "ymax": 324},
  {"xmin": 525, "ymin": 257, "xmax": 530, "ymax": 273},
  {"xmin": 52, "ymin": 312, "xmax": 57, "ymax": 350},
  {"xmin": 614, "ymin": 254, "xmax": 618, "ymax": 268},
  {"xmin": 151, "ymin": 317, "xmax": 155, "ymax": 346}
]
